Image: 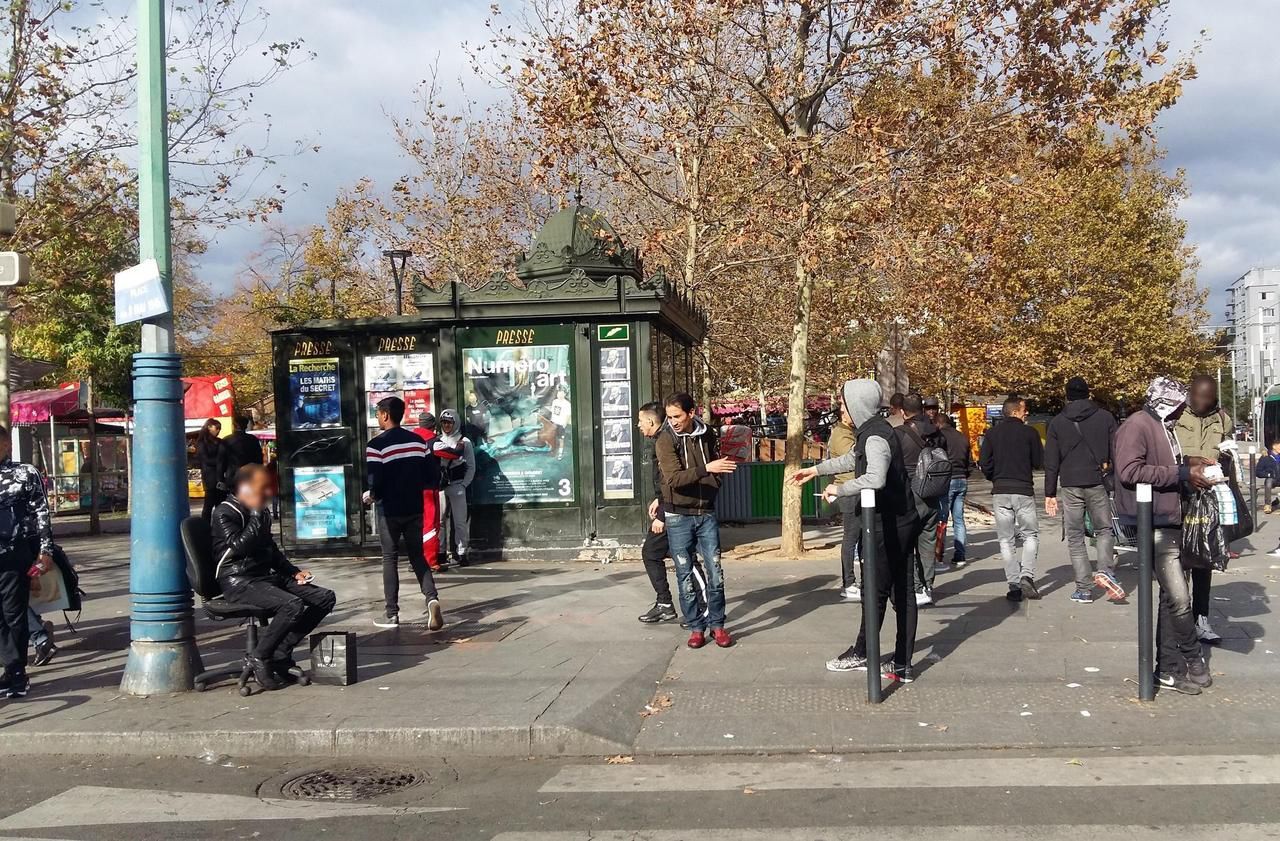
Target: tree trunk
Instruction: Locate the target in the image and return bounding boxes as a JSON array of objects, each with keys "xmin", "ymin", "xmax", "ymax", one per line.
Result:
[
  {"xmin": 780, "ymin": 254, "xmax": 813, "ymax": 558},
  {"xmin": 700, "ymin": 332, "xmax": 713, "ymax": 424}
]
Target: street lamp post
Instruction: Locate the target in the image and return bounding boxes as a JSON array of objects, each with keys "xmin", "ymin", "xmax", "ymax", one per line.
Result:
[
  {"xmin": 119, "ymin": 0, "xmax": 202, "ymax": 695},
  {"xmin": 383, "ymin": 249, "xmax": 412, "ymax": 316}
]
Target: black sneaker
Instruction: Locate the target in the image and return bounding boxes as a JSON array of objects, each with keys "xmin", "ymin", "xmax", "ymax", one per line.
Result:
[
  {"xmin": 1187, "ymin": 657, "xmax": 1213, "ymax": 688},
  {"xmin": 1020, "ymin": 575, "xmax": 1041, "ymax": 600},
  {"xmin": 272, "ymin": 657, "xmax": 301, "ymax": 685},
  {"xmin": 2, "ymin": 672, "xmax": 29, "ymax": 698},
  {"xmin": 884, "ymin": 663, "xmax": 915, "ymax": 684},
  {"xmin": 248, "ymin": 656, "xmax": 285, "ymax": 691},
  {"xmin": 638, "ymin": 603, "xmax": 678, "ymax": 624},
  {"xmin": 1157, "ymin": 672, "xmax": 1202, "ymax": 695},
  {"xmin": 826, "ymin": 647, "xmax": 869, "ymax": 672},
  {"xmin": 32, "ymin": 636, "xmax": 58, "ymax": 667},
  {"xmin": 1006, "ymin": 585, "xmax": 1024, "ymax": 602}
]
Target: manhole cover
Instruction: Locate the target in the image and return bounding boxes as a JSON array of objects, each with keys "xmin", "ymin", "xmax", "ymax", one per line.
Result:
[{"xmin": 280, "ymin": 766, "xmax": 427, "ymax": 801}]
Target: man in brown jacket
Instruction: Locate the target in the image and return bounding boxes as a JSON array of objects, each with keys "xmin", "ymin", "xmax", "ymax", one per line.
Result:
[
  {"xmin": 827, "ymin": 404, "xmax": 860, "ymax": 601},
  {"xmin": 1114, "ymin": 376, "xmax": 1214, "ymax": 695}
]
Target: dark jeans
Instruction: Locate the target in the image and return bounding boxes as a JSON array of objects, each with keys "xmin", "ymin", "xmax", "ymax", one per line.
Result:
[
  {"xmin": 839, "ymin": 507, "xmax": 860, "ymax": 588},
  {"xmin": 222, "ymin": 575, "xmax": 336, "ymax": 661},
  {"xmin": 913, "ymin": 496, "xmax": 940, "ymax": 592},
  {"xmin": 853, "ymin": 510, "xmax": 919, "ymax": 668},
  {"xmin": 378, "ymin": 506, "xmax": 438, "ymax": 615},
  {"xmin": 1153, "ymin": 527, "xmax": 1201, "ymax": 676},
  {"xmin": 1191, "ymin": 566, "xmax": 1212, "ymax": 620},
  {"xmin": 642, "ymin": 526, "xmax": 673, "ymax": 604},
  {"xmin": 201, "ymin": 484, "xmax": 227, "ymax": 521},
  {"xmin": 0, "ymin": 544, "xmax": 33, "ymax": 675},
  {"xmin": 666, "ymin": 512, "xmax": 725, "ymax": 632}
]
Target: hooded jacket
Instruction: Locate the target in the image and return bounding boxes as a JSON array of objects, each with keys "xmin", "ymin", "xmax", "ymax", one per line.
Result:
[
  {"xmin": 979, "ymin": 416, "xmax": 1043, "ymax": 497},
  {"xmin": 815, "ymin": 380, "xmax": 913, "ymax": 516},
  {"xmin": 1114, "ymin": 408, "xmax": 1189, "ymax": 527},
  {"xmin": 655, "ymin": 418, "xmax": 721, "ymax": 514},
  {"xmin": 1044, "ymin": 399, "xmax": 1117, "ymax": 496},
  {"xmin": 437, "ymin": 408, "xmax": 477, "ymax": 488},
  {"xmin": 212, "ymin": 496, "xmax": 299, "ymax": 582}
]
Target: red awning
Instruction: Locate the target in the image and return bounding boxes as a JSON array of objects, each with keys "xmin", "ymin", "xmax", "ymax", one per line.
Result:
[
  {"xmin": 11, "ymin": 384, "xmax": 81, "ymax": 425},
  {"xmin": 183, "ymin": 374, "xmax": 235, "ymax": 421}
]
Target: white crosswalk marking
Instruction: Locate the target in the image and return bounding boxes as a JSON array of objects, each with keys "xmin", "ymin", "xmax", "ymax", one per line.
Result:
[
  {"xmin": 491, "ymin": 829, "xmax": 1280, "ymax": 841},
  {"xmin": 540, "ymin": 754, "xmax": 1280, "ymax": 793}
]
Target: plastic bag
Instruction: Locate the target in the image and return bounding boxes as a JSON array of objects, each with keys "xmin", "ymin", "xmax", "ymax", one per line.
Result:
[{"xmin": 1181, "ymin": 489, "xmax": 1228, "ymax": 571}]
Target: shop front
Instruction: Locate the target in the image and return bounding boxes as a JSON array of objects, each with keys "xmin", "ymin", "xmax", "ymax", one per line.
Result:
[{"xmin": 271, "ymin": 202, "xmax": 705, "ymax": 557}]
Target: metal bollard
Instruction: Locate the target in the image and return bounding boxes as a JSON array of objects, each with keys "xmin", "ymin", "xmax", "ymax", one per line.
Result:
[
  {"xmin": 1249, "ymin": 448, "xmax": 1259, "ymax": 524},
  {"xmin": 861, "ymin": 488, "xmax": 882, "ymax": 704},
  {"xmin": 1136, "ymin": 483, "xmax": 1154, "ymax": 701}
]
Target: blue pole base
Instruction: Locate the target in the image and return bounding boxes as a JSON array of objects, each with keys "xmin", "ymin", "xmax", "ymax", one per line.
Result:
[{"xmin": 120, "ymin": 352, "xmax": 200, "ymax": 695}]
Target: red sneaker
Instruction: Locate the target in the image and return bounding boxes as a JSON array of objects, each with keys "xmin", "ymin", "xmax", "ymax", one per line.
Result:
[
  {"xmin": 687, "ymin": 631, "xmax": 707, "ymax": 649},
  {"xmin": 711, "ymin": 628, "xmax": 734, "ymax": 648}
]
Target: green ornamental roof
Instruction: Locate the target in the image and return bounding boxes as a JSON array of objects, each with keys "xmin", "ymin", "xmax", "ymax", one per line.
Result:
[{"xmin": 515, "ymin": 200, "xmax": 641, "ymax": 282}]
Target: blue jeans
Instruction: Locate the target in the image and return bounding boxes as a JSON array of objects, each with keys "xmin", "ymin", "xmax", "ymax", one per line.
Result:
[
  {"xmin": 27, "ymin": 607, "xmax": 46, "ymax": 646},
  {"xmin": 665, "ymin": 512, "xmax": 726, "ymax": 632},
  {"xmin": 938, "ymin": 478, "xmax": 968, "ymax": 560}
]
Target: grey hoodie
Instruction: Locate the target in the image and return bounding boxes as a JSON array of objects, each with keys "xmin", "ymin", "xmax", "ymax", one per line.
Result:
[
  {"xmin": 816, "ymin": 380, "xmax": 892, "ymax": 496},
  {"xmin": 437, "ymin": 408, "xmax": 476, "ymax": 487}
]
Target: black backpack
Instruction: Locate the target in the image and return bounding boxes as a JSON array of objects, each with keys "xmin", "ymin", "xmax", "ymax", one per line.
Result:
[{"xmin": 903, "ymin": 423, "xmax": 953, "ymax": 500}]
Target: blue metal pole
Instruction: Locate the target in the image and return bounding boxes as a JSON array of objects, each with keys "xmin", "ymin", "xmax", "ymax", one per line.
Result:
[{"xmin": 119, "ymin": 0, "xmax": 201, "ymax": 695}]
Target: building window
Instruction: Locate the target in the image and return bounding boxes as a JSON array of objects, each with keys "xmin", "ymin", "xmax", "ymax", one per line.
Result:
[
  {"xmin": 1265, "ymin": 308, "xmax": 1277, "ymax": 318},
  {"xmin": 1262, "ymin": 292, "xmax": 1272, "ymax": 301}
]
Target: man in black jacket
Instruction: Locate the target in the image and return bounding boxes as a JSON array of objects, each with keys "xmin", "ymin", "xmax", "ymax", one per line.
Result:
[
  {"xmin": 1044, "ymin": 377, "xmax": 1124, "ymax": 604},
  {"xmin": 895, "ymin": 394, "xmax": 946, "ymax": 604},
  {"xmin": 937, "ymin": 415, "xmax": 973, "ymax": 570},
  {"xmin": 980, "ymin": 396, "xmax": 1044, "ymax": 601},
  {"xmin": 220, "ymin": 414, "xmax": 263, "ymax": 489},
  {"xmin": 214, "ymin": 464, "xmax": 335, "ymax": 691}
]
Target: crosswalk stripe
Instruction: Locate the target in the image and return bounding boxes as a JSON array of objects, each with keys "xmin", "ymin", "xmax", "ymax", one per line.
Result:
[
  {"xmin": 491, "ymin": 828, "xmax": 1280, "ymax": 841},
  {"xmin": 540, "ymin": 754, "xmax": 1280, "ymax": 793}
]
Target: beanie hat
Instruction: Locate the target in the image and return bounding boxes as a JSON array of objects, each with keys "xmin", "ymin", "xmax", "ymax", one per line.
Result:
[{"xmin": 1066, "ymin": 377, "xmax": 1089, "ymax": 401}]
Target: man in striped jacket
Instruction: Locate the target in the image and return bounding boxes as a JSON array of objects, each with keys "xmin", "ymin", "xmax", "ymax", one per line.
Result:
[{"xmin": 365, "ymin": 396, "xmax": 459, "ymax": 630}]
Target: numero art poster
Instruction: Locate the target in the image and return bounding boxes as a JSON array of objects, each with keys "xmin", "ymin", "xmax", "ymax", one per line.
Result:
[
  {"xmin": 293, "ymin": 466, "xmax": 348, "ymax": 540},
  {"xmin": 288, "ymin": 358, "xmax": 342, "ymax": 429},
  {"xmin": 462, "ymin": 343, "xmax": 574, "ymax": 504}
]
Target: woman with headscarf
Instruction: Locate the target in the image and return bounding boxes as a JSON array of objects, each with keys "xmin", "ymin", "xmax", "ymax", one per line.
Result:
[{"xmin": 1114, "ymin": 376, "xmax": 1216, "ymax": 695}]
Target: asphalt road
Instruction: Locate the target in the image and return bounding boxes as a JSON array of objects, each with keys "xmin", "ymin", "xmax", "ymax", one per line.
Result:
[{"xmin": 2, "ymin": 747, "xmax": 1280, "ymax": 840}]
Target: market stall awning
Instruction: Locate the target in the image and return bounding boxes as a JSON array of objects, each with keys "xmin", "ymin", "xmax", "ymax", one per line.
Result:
[
  {"xmin": 11, "ymin": 384, "xmax": 81, "ymax": 425},
  {"xmin": 183, "ymin": 374, "xmax": 235, "ymax": 421}
]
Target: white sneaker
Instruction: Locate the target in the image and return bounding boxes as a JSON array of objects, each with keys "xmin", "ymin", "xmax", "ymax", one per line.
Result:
[
  {"xmin": 841, "ymin": 585, "xmax": 862, "ymax": 603},
  {"xmin": 915, "ymin": 591, "xmax": 933, "ymax": 606},
  {"xmin": 1268, "ymin": 546, "xmax": 1280, "ymax": 558},
  {"xmin": 1196, "ymin": 615, "xmax": 1221, "ymax": 643},
  {"xmin": 426, "ymin": 599, "xmax": 445, "ymax": 631}
]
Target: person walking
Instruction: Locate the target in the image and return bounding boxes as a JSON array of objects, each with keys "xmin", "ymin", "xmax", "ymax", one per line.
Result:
[
  {"xmin": 828, "ymin": 401, "xmax": 862, "ymax": 601},
  {"xmin": 895, "ymin": 394, "xmax": 947, "ymax": 604},
  {"xmin": 410, "ymin": 412, "xmax": 447, "ymax": 573},
  {"xmin": 935, "ymin": 415, "xmax": 972, "ymax": 572},
  {"xmin": 792, "ymin": 380, "xmax": 920, "ymax": 683},
  {"xmin": 220, "ymin": 414, "xmax": 263, "ymax": 490},
  {"xmin": 979, "ymin": 396, "xmax": 1044, "ymax": 602},
  {"xmin": 655, "ymin": 393, "xmax": 737, "ymax": 649},
  {"xmin": 365, "ymin": 396, "xmax": 454, "ymax": 630},
  {"xmin": 437, "ymin": 409, "xmax": 476, "ymax": 568},
  {"xmin": 636, "ymin": 402, "xmax": 706, "ymax": 626},
  {"xmin": 1043, "ymin": 377, "xmax": 1124, "ymax": 604},
  {"xmin": 195, "ymin": 418, "xmax": 226, "ymax": 521},
  {"xmin": 0, "ymin": 426, "xmax": 54, "ymax": 699},
  {"xmin": 1173, "ymin": 375, "xmax": 1230, "ymax": 644},
  {"xmin": 1115, "ymin": 376, "xmax": 1214, "ymax": 694},
  {"xmin": 1256, "ymin": 441, "xmax": 1280, "ymax": 513}
]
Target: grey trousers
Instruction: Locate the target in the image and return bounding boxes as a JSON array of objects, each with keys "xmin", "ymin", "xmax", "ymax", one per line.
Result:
[
  {"xmin": 994, "ymin": 493, "xmax": 1039, "ymax": 585},
  {"xmin": 441, "ymin": 484, "xmax": 471, "ymax": 560},
  {"xmin": 1060, "ymin": 485, "xmax": 1116, "ymax": 589},
  {"xmin": 1153, "ymin": 527, "xmax": 1201, "ymax": 676}
]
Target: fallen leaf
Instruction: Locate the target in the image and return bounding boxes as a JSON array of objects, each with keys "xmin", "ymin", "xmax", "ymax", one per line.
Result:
[
  {"xmin": 1066, "ymin": 759, "xmax": 1085, "ymax": 766},
  {"xmin": 743, "ymin": 787, "xmax": 757, "ymax": 795},
  {"xmin": 933, "ymin": 724, "xmax": 949, "ymax": 732},
  {"xmin": 607, "ymin": 755, "xmax": 635, "ymax": 765}
]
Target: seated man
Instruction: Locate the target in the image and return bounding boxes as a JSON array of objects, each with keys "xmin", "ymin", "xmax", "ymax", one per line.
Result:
[{"xmin": 213, "ymin": 464, "xmax": 336, "ymax": 691}]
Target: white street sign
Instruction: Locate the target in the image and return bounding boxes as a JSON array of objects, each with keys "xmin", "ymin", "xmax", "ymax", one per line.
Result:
[{"xmin": 114, "ymin": 258, "xmax": 169, "ymax": 325}]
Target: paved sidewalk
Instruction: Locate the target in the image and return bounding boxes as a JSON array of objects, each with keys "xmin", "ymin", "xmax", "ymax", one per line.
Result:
[{"xmin": 0, "ymin": 513, "xmax": 1276, "ymax": 759}]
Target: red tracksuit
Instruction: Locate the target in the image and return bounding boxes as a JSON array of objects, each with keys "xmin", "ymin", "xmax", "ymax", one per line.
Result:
[{"xmin": 411, "ymin": 427, "xmax": 459, "ymax": 570}]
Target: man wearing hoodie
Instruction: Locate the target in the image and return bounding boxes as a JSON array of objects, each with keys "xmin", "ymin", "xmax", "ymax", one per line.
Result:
[
  {"xmin": 655, "ymin": 392, "xmax": 738, "ymax": 649},
  {"xmin": 895, "ymin": 394, "xmax": 947, "ymax": 604},
  {"xmin": 1114, "ymin": 376, "xmax": 1215, "ymax": 695},
  {"xmin": 1043, "ymin": 377, "xmax": 1124, "ymax": 604},
  {"xmin": 980, "ymin": 396, "xmax": 1044, "ymax": 601},
  {"xmin": 792, "ymin": 380, "xmax": 920, "ymax": 683},
  {"xmin": 437, "ymin": 409, "xmax": 476, "ymax": 568}
]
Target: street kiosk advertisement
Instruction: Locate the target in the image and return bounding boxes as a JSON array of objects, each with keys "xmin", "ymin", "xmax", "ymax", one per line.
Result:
[
  {"xmin": 293, "ymin": 466, "xmax": 348, "ymax": 540},
  {"xmin": 288, "ymin": 357, "xmax": 342, "ymax": 429},
  {"xmin": 362, "ymin": 351, "xmax": 435, "ymax": 429},
  {"xmin": 462, "ymin": 337, "xmax": 574, "ymax": 504},
  {"xmin": 599, "ymin": 345, "xmax": 635, "ymax": 499}
]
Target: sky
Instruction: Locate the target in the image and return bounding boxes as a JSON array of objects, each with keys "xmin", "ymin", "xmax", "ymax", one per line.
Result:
[{"xmin": 193, "ymin": 0, "xmax": 1279, "ymax": 323}]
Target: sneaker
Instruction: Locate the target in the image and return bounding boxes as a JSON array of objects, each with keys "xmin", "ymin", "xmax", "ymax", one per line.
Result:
[
  {"xmin": 248, "ymin": 657, "xmax": 285, "ymax": 691},
  {"xmin": 1093, "ymin": 570, "xmax": 1126, "ymax": 602},
  {"xmin": 1187, "ymin": 657, "xmax": 1213, "ymax": 688},
  {"xmin": 1019, "ymin": 575, "xmax": 1041, "ymax": 600},
  {"xmin": 426, "ymin": 599, "xmax": 445, "ymax": 631},
  {"xmin": 687, "ymin": 631, "xmax": 707, "ymax": 649},
  {"xmin": 373, "ymin": 614, "xmax": 400, "ymax": 629},
  {"xmin": 884, "ymin": 663, "xmax": 915, "ymax": 683},
  {"xmin": 32, "ymin": 636, "xmax": 58, "ymax": 667},
  {"xmin": 1265, "ymin": 505, "xmax": 1274, "ymax": 515},
  {"xmin": 934, "ymin": 560, "xmax": 953, "ymax": 573},
  {"xmin": 826, "ymin": 647, "xmax": 869, "ymax": 672},
  {"xmin": 455, "ymin": 555, "xmax": 469, "ymax": 568},
  {"xmin": 915, "ymin": 590, "xmax": 933, "ymax": 607},
  {"xmin": 951, "ymin": 557, "xmax": 969, "ymax": 569},
  {"xmin": 1268, "ymin": 546, "xmax": 1280, "ymax": 559},
  {"xmin": 1157, "ymin": 672, "xmax": 1202, "ymax": 695},
  {"xmin": 1069, "ymin": 588, "xmax": 1094, "ymax": 604},
  {"xmin": 638, "ymin": 602, "xmax": 678, "ymax": 624},
  {"xmin": 840, "ymin": 585, "xmax": 862, "ymax": 603},
  {"xmin": 711, "ymin": 628, "xmax": 734, "ymax": 648},
  {"xmin": 2, "ymin": 673, "xmax": 29, "ymax": 698},
  {"xmin": 272, "ymin": 657, "xmax": 301, "ymax": 685},
  {"xmin": 1196, "ymin": 616, "xmax": 1222, "ymax": 644},
  {"xmin": 1006, "ymin": 585, "xmax": 1024, "ymax": 603}
]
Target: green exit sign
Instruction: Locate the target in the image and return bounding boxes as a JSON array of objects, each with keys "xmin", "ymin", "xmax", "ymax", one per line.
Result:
[{"xmin": 597, "ymin": 324, "xmax": 630, "ymax": 342}]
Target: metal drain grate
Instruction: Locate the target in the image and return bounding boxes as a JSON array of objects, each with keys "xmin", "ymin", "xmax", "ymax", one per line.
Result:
[{"xmin": 280, "ymin": 766, "xmax": 427, "ymax": 801}]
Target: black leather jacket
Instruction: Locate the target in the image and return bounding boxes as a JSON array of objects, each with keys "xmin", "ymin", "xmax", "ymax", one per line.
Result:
[{"xmin": 212, "ymin": 497, "xmax": 298, "ymax": 583}]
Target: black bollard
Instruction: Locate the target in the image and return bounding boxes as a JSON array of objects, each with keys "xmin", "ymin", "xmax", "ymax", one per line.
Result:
[
  {"xmin": 1137, "ymin": 482, "xmax": 1155, "ymax": 701},
  {"xmin": 1250, "ymin": 449, "xmax": 1259, "ymax": 524},
  {"xmin": 861, "ymin": 488, "xmax": 882, "ymax": 704}
]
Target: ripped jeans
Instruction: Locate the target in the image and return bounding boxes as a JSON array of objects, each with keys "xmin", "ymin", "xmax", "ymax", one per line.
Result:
[{"xmin": 665, "ymin": 511, "xmax": 726, "ymax": 632}]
